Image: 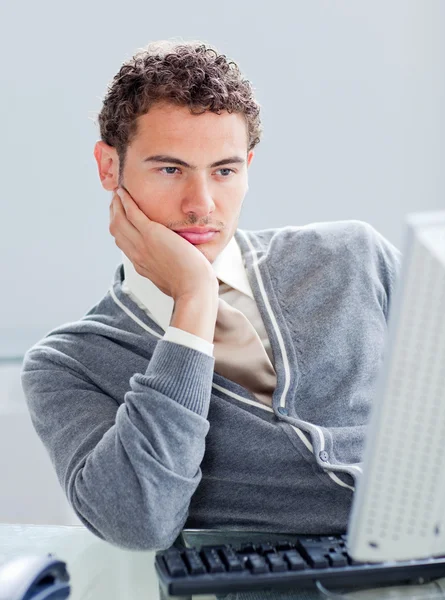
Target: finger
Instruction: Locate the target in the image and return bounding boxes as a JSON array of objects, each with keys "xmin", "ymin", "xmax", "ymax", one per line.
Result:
[
  {"xmin": 110, "ymin": 198, "xmax": 142, "ymax": 259},
  {"xmin": 111, "ymin": 191, "xmax": 154, "ymax": 276},
  {"xmin": 113, "ymin": 234, "xmax": 148, "ymax": 278},
  {"xmin": 117, "ymin": 187, "xmax": 153, "ymax": 233},
  {"xmin": 110, "ymin": 198, "xmax": 147, "ymax": 267},
  {"xmin": 111, "ymin": 193, "xmax": 141, "ymax": 242},
  {"xmin": 113, "ymin": 228, "xmax": 139, "ymax": 258},
  {"xmin": 113, "ymin": 223, "xmax": 152, "ymax": 279}
]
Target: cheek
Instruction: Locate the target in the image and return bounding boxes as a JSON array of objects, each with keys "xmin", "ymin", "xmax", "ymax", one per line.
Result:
[
  {"xmin": 136, "ymin": 195, "xmax": 174, "ymax": 223},
  {"xmin": 137, "ymin": 186, "xmax": 188, "ymax": 226},
  {"xmin": 220, "ymin": 183, "xmax": 246, "ymax": 210},
  {"xmin": 227, "ymin": 177, "xmax": 248, "ymax": 204}
]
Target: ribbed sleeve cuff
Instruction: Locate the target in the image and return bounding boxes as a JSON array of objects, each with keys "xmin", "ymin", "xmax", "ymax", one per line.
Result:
[
  {"xmin": 163, "ymin": 326, "xmax": 214, "ymax": 356},
  {"xmin": 133, "ymin": 339, "xmax": 215, "ymax": 417}
]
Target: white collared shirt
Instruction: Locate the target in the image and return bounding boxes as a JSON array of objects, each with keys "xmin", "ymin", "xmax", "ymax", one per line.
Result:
[{"xmin": 121, "ymin": 235, "xmax": 272, "ymax": 360}]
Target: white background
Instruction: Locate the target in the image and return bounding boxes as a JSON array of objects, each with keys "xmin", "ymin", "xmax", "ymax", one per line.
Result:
[
  {"xmin": 1, "ymin": 0, "xmax": 444, "ymax": 350},
  {"xmin": 0, "ymin": 0, "xmax": 444, "ymax": 525}
]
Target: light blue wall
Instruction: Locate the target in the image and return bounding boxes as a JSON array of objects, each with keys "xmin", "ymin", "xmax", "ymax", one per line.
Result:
[{"xmin": 1, "ymin": 0, "xmax": 444, "ymax": 353}]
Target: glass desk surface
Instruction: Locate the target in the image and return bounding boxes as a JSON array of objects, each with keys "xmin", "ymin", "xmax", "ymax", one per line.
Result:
[
  {"xmin": 1, "ymin": 524, "xmax": 445, "ymax": 600},
  {"xmin": 0, "ymin": 523, "xmax": 160, "ymax": 600}
]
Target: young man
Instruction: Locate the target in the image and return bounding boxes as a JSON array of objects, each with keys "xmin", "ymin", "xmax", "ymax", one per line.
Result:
[{"xmin": 21, "ymin": 40, "xmax": 400, "ymax": 552}]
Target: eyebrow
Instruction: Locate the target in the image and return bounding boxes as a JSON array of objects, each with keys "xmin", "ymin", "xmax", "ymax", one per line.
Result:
[{"xmin": 142, "ymin": 154, "xmax": 246, "ymax": 169}]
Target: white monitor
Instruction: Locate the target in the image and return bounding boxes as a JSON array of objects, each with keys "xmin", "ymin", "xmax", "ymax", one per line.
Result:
[{"xmin": 348, "ymin": 210, "xmax": 445, "ymax": 563}]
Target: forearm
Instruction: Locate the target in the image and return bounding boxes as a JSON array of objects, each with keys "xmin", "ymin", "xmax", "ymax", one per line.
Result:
[
  {"xmin": 69, "ymin": 341, "xmax": 214, "ymax": 550},
  {"xmin": 22, "ymin": 341, "xmax": 215, "ymax": 551}
]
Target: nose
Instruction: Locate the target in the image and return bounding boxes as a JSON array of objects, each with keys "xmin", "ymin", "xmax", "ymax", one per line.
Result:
[{"xmin": 181, "ymin": 174, "xmax": 215, "ymax": 218}]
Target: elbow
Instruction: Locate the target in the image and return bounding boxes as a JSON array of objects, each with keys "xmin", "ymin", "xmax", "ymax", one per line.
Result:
[
  {"xmin": 110, "ymin": 525, "xmax": 182, "ymax": 552},
  {"xmin": 66, "ymin": 460, "xmax": 192, "ymax": 551},
  {"xmin": 70, "ymin": 496, "xmax": 185, "ymax": 552}
]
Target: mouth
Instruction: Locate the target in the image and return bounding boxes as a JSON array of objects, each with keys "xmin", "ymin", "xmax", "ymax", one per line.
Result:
[
  {"xmin": 175, "ymin": 230, "xmax": 220, "ymax": 245},
  {"xmin": 176, "ymin": 231, "xmax": 219, "ymax": 246}
]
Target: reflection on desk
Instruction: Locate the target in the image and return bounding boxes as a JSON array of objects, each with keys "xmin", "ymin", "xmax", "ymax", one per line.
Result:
[{"xmin": 0, "ymin": 523, "xmax": 159, "ymax": 600}]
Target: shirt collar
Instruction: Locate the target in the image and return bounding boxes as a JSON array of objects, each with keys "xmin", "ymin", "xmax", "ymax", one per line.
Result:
[{"xmin": 121, "ymin": 233, "xmax": 254, "ymax": 332}]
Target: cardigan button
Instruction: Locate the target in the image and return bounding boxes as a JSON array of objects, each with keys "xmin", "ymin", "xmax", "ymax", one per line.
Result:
[{"xmin": 277, "ymin": 407, "xmax": 288, "ymax": 416}]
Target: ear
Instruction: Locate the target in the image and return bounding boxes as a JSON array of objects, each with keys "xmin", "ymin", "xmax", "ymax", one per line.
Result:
[
  {"xmin": 247, "ymin": 150, "xmax": 255, "ymax": 167},
  {"xmin": 93, "ymin": 141, "xmax": 120, "ymax": 191}
]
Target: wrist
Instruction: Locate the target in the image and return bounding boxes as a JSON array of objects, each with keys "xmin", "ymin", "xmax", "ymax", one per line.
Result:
[
  {"xmin": 170, "ymin": 287, "xmax": 219, "ymax": 344},
  {"xmin": 173, "ymin": 274, "xmax": 219, "ymax": 304}
]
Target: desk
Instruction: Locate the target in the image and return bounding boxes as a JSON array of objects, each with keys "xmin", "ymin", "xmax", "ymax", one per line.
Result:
[
  {"xmin": 1, "ymin": 525, "xmax": 445, "ymax": 600},
  {"xmin": 0, "ymin": 523, "xmax": 161, "ymax": 599}
]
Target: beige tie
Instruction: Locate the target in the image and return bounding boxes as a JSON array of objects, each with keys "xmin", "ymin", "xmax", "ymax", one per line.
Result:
[{"xmin": 213, "ymin": 284, "xmax": 277, "ymax": 407}]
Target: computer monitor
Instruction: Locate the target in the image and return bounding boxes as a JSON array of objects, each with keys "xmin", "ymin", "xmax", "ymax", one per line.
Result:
[{"xmin": 348, "ymin": 210, "xmax": 445, "ymax": 563}]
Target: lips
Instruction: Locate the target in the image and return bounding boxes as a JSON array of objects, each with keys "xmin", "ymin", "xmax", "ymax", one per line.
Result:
[{"xmin": 176, "ymin": 230, "xmax": 219, "ymax": 245}]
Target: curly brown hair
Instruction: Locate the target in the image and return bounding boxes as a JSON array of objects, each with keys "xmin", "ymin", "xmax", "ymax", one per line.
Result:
[{"xmin": 97, "ymin": 39, "xmax": 263, "ymax": 174}]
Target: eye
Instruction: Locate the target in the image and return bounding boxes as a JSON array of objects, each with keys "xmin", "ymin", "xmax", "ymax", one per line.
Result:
[
  {"xmin": 217, "ymin": 168, "xmax": 235, "ymax": 177},
  {"xmin": 160, "ymin": 167, "xmax": 180, "ymax": 175}
]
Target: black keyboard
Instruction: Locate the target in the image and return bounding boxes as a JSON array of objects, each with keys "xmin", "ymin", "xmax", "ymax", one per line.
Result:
[{"xmin": 155, "ymin": 533, "xmax": 445, "ymax": 597}]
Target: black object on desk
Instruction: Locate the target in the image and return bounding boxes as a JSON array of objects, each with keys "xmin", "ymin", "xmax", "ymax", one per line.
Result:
[
  {"xmin": 0, "ymin": 554, "xmax": 70, "ymax": 600},
  {"xmin": 155, "ymin": 531, "xmax": 445, "ymax": 598}
]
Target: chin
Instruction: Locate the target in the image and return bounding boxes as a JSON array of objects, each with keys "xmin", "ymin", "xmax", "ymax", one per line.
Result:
[
  {"xmin": 196, "ymin": 246, "xmax": 216, "ymax": 263},
  {"xmin": 196, "ymin": 230, "xmax": 230, "ymax": 263}
]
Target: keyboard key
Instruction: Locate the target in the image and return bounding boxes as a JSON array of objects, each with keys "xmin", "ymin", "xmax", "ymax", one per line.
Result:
[
  {"xmin": 259, "ymin": 543, "xmax": 276, "ymax": 554},
  {"xmin": 328, "ymin": 553, "xmax": 348, "ymax": 568},
  {"xmin": 302, "ymin": 549, "xmax": 329, "ymax": 569},
  {"xmin": 297, "ymin": 540, "xmax": 329, "ymax": 569},
  {"xmin": 276, "ymin": 541, "xmax": 294, "ymax": 551},
  {"xmin": 247, "ymin": 555, "xmax": 268, "ymax": 574},
  {"xmin": 201, "ymin": 548, "xmax": 226, "ymax": 573},
  {"xmin": 184, "ymin": 549, "xmax": 206, "ymax": 575},
  {"xmin": 164, "ymin": 555, "xmax": 187, "ymax": 577},
  {"xmin": 227, "ymin": 558, "xmax": 244, "ymax": 572},
  {"xmin": 267, "ymin": 554, "xmax": 288, "ymax": 572},
  {"xmin": 164, "ymin": 547, "xmax": 181, "ymax": 558},
  {"xmin": 238, "ymin": 543, "xmax": 257, "ymax": 554},
  {"xmin": 283, "ymin": 551, "xmax": 306, "ymax": 571},
  {"xmin": 220, "ymin": 547, "xmax": 244, "ymax": 572}
]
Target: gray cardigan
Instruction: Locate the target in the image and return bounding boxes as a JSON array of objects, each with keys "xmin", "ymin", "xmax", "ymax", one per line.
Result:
[{"xmin": 21, "ymin": 220, "xmax": 401, "ymax": 551}]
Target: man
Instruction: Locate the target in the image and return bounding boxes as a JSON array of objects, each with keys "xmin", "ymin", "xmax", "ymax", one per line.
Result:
[{"xmin": 21, "ymin": 40, "xmax": 400, "ymax": 553}]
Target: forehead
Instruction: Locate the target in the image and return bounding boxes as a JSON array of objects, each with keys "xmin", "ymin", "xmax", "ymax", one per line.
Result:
[{"xmin": 130, "ymin": 102, "xmax": 248, "ymax": 154}]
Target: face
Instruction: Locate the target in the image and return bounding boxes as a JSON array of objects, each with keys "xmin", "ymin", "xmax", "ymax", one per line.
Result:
[{"xmin": 95, "ymin": 102, "xmax": 254, "ymax": 263}]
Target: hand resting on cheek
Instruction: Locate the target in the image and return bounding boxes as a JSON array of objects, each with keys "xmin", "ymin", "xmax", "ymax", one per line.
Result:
[{"xmin": 108, "ymin": 187, "xmax": 218, "ymax": 300}]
